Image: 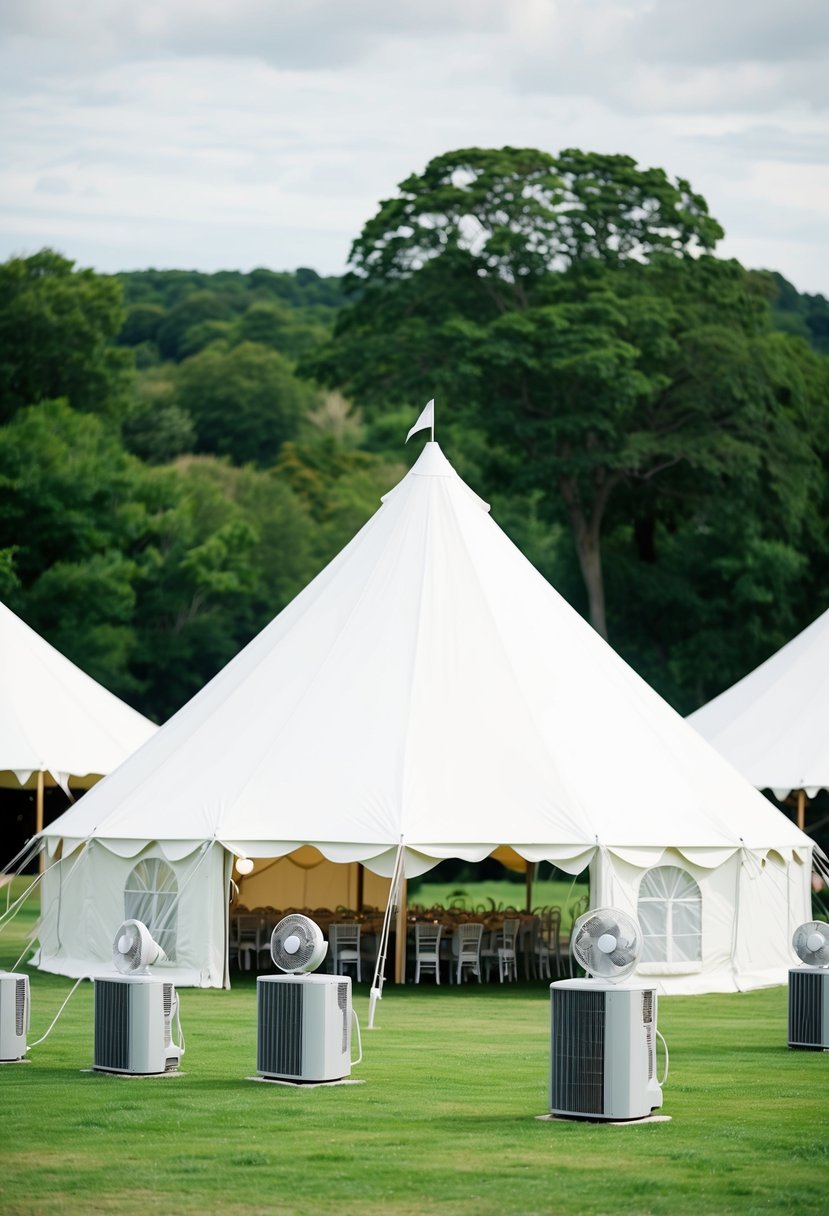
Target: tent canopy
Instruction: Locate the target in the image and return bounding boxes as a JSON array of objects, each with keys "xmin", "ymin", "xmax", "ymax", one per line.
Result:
[
  {"xmin": 0, "ymin": 600, "xmax": 157, "ymax": 793},
  {"xmin": 41, "ymin": 442, "xmax": 809, "ymax": 871},
  {"xmin": 687, "ymin": 605, "xmax": 829, "ymax": 800}
]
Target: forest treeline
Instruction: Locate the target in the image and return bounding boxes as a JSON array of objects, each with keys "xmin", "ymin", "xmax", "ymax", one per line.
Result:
[{"xmin": 1, "ymin": 145, "xmax": 828, "ymax": 725}]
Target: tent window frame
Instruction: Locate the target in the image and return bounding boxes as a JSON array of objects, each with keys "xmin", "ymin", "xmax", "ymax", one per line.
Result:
[
  {"xmin": 637, "ymin": 864, "xmax": 702, "ymax": 971},
  {"xmin": 124, "ymin": 856, "xmax": 178, "ymax": 961}
]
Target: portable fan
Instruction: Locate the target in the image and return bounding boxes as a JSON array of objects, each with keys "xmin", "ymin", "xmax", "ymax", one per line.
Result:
[
  {"xmin": 792, "ymin": 922, "xmax": 829, "ymax": 968},
  {"xmin": 112, "ymin": 919, "xmax": 167, "ymax": 975},
  {"xmin": 570, "ymin": 907, "xmax": 642, "ymax": 981},
  {"xmin": 269, "ymin": 914, "xmax": 328, "ymax": 974}
]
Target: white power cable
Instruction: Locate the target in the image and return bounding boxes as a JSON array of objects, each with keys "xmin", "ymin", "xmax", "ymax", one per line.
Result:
[
  {"xmin": 656, "ymin": 1026, "xmax": 670, "ymax": 1086},
  {"xmin": 27, "ymin": 976, "xmax": 89, "ymax": 1049}
]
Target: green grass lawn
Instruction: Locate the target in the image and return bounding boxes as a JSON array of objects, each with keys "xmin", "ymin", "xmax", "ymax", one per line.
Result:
[{"xmin": 1, "ymin": 879, "xmax": 827, "ymax": 1216}]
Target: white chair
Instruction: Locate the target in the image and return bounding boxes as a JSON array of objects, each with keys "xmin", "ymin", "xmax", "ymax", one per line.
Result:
[
  {"xmin": 231, "ymin": 913, "xmax": 269, "ymax": 971},
  {"xmin": 329, "ymin": 922, "xmax": 361, "ymax": 981},
  {"xmin": 496, "ymin": 917, "xmax": 519, "ymax": 983},
  {"xmin": 534, "ymin": 908, "xmax": 562, "ymax": 979},
  {"xmin": 413, "ymin": 923, "xmax": 443, "ymax": 984},
  {"xmin": 451, "ymin": 922, "xmax": 483, "ymax": 984}
]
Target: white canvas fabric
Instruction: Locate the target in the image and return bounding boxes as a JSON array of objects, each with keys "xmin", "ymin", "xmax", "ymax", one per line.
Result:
[
  {"xmin": 687, "ymin": 606, "xmax": 829, "ymax": 799},
  {"xmin": 35, "ymin": 443, "xmax": 813, "ymax": 990},
  {"xmin": 0, "ymin": 600, "xmax": 157, "ymax": 792}
]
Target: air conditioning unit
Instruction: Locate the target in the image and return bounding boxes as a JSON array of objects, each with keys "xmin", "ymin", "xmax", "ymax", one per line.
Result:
[
  {"xmin": 257, "ymin": 973, "xmax": 352, "ymax": 1083},
  {"xmin": 93, "ymin": 976, "xmax": 184, "ymax": 1075},
  {"xmin": 788, "ymin": 970, "xmax": 829, "ymax": 1049},
  {"xmin": 788, "ymin": 920, "xmax": 829, "ymax": 1050},
  {"xmin": 550, "ymin": 907, "xmax": 665, "ymax": 1121},
  {"xmin": 550, "ymin": 977, "xmax": 663, "ymax": 1120},
  {"xmin": 0, "ymin": 971, "xmax": 30, "ymax": 1062}
]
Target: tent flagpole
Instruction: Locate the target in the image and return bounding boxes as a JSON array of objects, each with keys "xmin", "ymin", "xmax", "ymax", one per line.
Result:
[{"xmin": 368, "ymin": 839, "xmax": 405, "ymax": 1030}]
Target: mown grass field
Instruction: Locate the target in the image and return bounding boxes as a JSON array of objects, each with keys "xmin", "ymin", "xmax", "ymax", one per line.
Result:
[{"xmin": 1, "ymin": 879, "xmax": 826, "ymax": 1216}]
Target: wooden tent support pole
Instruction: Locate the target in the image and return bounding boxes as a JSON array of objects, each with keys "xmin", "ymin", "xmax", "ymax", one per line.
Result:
[
  {"xmin": 525, "ymin": 861, "xmax": 534, "ymax": 912},
  {"xmin": 356, "ymin": 863, "xmax": 364, "ymax": 913},
  {"xmin": 36, "ymin": 770, "xmax": 45, "ymax": 874},
  {"xmin": 797, "ymin": 788, "xmax": 806, "ymax": 832},
  {"xmin": 394, "ymin": 875, "xmax": 407, "ymax": 984}
]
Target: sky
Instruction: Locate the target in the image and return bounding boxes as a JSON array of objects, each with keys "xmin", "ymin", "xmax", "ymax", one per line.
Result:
[{"xmin": 1, "ymin": 0, "xmax": 828, "ymax": 296}]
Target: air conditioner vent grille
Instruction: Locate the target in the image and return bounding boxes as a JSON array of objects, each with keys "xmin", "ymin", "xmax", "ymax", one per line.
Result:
[
  {"xmin": 641, "ymin": 989, "xmax": 653, "ymax": 1024},
  {"xmin": 337, "ymin": 982, "xmax": 349, "ymax": 1053},
  {"xmin": 94, "ymin": 981, "xmax": 131, "ymax": 1072},
  {"xmin": 15, "ymin": 978, "xmax": 26, "ymax": 1037},
  {"xmin": 258, "ymin": 979, "xmax": 303, "ymax": 1077},
  {"xmin": 551, "ymin": 987, "xmax": 606, "ymax": 1116},
  {"xmin": 788, "ymin": 970, "xmax": 826, "ymax": 1048}
]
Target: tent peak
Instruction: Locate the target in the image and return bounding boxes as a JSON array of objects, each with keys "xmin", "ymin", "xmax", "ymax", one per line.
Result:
[
  {"xmin": 410, "ymin": 440, "xmax": 452, "ymax": 477},
  {"xmin": 408, "ymin": 442, "xmax": 490, "ymax": 512}
]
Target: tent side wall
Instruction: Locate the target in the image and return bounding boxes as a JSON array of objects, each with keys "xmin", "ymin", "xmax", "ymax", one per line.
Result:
[
  {"xmin": 36, "ymin": 838, "xmax": 228, "ymax": 988},
  {"xmin": 733, "ymin": 848, "xmax": 812, "ymax": 990},
  {"xmin": 591, "ymin": 845, "xmax": 811, "ymax": 994}
]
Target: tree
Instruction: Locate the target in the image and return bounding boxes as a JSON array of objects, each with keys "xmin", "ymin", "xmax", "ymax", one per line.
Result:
[
  {"xmin": 0, "ymin": 399, "xmax": 153, "ymax": 693},
  {"xmin": 176, "ymin": 341, "xmax": 312, "ymax": 467},
  {"xmin": 0, "ymin": 249, "xmax": 133, "ymax": 424},
  {"xmin": 306, "ymin": 146, "xmax": 825, "ymax": 639}
]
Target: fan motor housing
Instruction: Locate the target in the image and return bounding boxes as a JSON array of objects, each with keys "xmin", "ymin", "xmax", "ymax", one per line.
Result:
[
  {"xmin": 788, "ymin": 968, "xmax": 829, "ymax": 1050},
  {"xmin": 550, "ymin": 978, "xmax": 663, "ymax": 1120}
]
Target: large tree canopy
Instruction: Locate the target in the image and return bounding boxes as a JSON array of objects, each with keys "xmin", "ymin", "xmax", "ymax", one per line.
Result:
[
  {"xmin": 307, "ymin": 146, "xmax": 827, "ymax": 639},
  {"xmin": 0, "ymin": 249, "xmax": 132, "ymax": 425}
]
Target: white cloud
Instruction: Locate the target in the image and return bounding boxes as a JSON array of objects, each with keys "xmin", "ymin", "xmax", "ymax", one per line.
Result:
[{"xmin": 0, "ymin": 0, "xmax": 826, "ymax": 294}]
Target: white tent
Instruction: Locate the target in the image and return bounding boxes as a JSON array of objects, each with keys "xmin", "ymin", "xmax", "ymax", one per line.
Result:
[
  {"xmin": 687, "ymin": 605, "xmax": 829, "ymax": 829},
  {"xmin": 0, "ymin": 600, "xmax": 158, "ymax": 836},
  {"xmin": 35, "ymin": 443, "xmax": 813, "ymax": 992}
]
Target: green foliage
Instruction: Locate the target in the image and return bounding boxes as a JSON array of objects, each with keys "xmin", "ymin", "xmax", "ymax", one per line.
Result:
[
  {"xmin": 176, "ymin": 342, "xmax": 313, "ymax": 467},
  {"xmin": 155, "ymin": 290, "xmax": 236, "ymax": 361},
  {"xmin": 762, "ymin": 270, "xmax": 829, "ymax": 354},
  {"xmin": 0, "ymin": 213, "xmax": 827, "ymax": 731},
  {"xmin": 0, "ymin": 249, "xmax": 133, "ymax": 425}
]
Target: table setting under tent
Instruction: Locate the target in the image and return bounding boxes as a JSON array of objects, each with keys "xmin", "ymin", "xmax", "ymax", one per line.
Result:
[
  {"xmin": 227, "ymin": 896, "xmax": 584, "ymax": 985},
  {"xmin": 23, "ymin": 433, "xmax": 815, "ymax": 1000}
]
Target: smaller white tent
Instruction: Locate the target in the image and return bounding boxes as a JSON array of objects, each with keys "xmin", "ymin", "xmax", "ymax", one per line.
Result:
[
  {"xmin": 35, "ymin": 444, "xmax": 813, "ymax": 992},
  {"xmin": 0, "ymin": 601, "xmax": 157, "ymax": 832},
  {"xmin": 687, "ymin": 607, "xmax": 829, "ymax": 823}
]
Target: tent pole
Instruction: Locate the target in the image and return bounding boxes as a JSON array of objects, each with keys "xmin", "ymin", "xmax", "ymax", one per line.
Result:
[
  {"xmin": 368, "ymin": 841, "xmax": 405, "ymax": 1028},
  {"xmin": 525, "ymin": 861, "xmax": 534, "ymax": 912},
  {"xmin": 797, "ymin": 789, "xmax": 806, "ymax": 832},
  {"xmin": 356, "ymin": 863, "xmax": 364, "ymax": 913},
  {"xmin": 394, "ymin": 875, "xmax": 407, "ymax": 983},
  {"xmin": 36, "ymin": 770, "xmax": 45, "ymax": 874}
]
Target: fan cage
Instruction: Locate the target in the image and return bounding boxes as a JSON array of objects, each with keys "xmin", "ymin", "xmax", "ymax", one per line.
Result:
[
  {"xmin": 572, "ymin": 909, "xmax": 642, "ymax": 980},
  {"xmin": 271, "ymin": 915, "xmax": 322, "ymax": 971}
]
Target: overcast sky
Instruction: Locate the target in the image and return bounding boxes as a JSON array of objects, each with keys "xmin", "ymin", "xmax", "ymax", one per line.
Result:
[{"xmin": 1, "ymin": 0, "xmax": 827, "ymax": 295}]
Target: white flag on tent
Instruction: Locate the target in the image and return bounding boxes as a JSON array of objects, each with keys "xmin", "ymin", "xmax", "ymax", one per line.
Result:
[{"xmin": 405, "ymin": 399, "xmax": 434, "ymax": 443}]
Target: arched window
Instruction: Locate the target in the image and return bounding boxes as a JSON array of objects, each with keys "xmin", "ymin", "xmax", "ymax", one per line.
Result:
[
  {"xmin": 638, "ymin": 866, "xmax": 701, "ymax": 967},
  {"xmin": 124, "ymin": 857, "xmax": 178, "ymax": 961}
]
